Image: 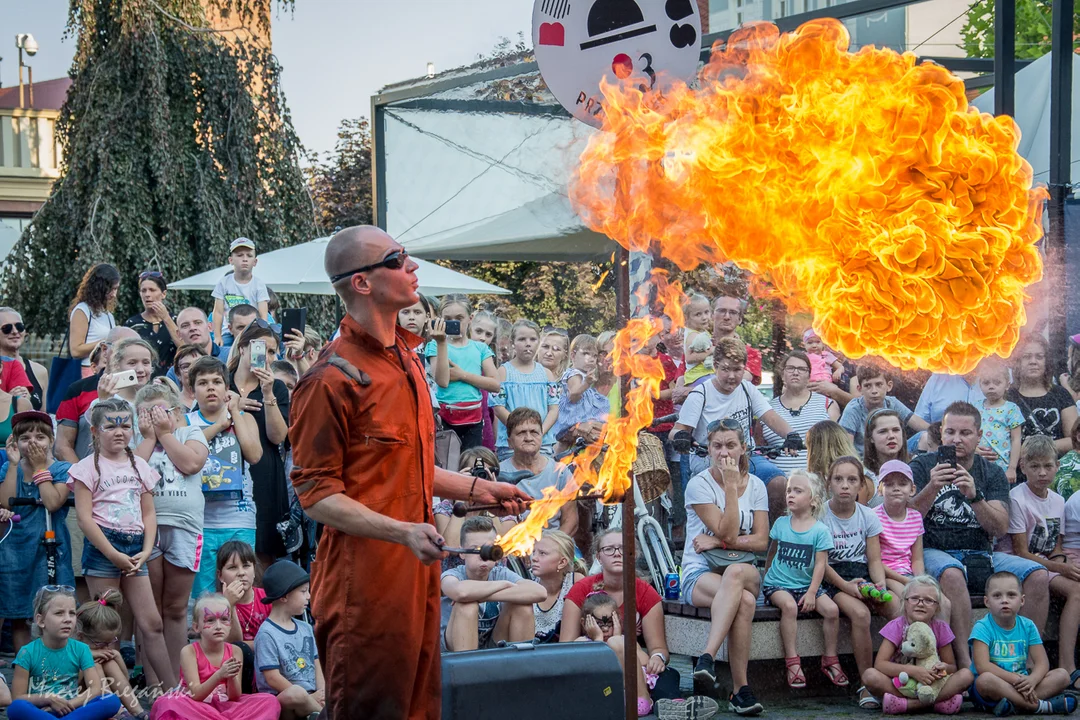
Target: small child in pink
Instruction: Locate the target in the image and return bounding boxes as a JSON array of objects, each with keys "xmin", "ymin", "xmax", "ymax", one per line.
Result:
[
  {"xmin": 149, "ymin": 594, "xmax": 280, "ymax": 720},
  {"xmin": 802, "ymin": 329, "xmax": 844, "ymax": 383},
  {"xmin": 872, "ymin": 461, "xmax": 928, "ymax": 601}
]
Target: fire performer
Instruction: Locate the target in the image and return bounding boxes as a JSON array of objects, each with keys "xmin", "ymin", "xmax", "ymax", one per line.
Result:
[{"xmin": 289, "ymin": 226, "xmax": 532, "ymax": 719}]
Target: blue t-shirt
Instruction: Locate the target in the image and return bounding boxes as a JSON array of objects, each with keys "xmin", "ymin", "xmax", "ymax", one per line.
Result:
[
  {"xmin": 424, "ymin": 340, "xmax": 493, "ymax": 406},
  {"xmin": 970, "ymin": 614, "xmax": 1041, "ymax": 675},
  {"xmin": 14, "ymin": 638, "xmax": 95, "ymax": 698},
  {"xmin": 763, "ymin": 516, "xmax": 833, "ymax": 590},
  {"xmin": 254, "ymin": 618, "xmax": 319, "ymax": 693}
]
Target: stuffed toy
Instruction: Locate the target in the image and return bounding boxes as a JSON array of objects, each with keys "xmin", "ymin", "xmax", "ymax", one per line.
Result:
[
  {"xmin": 687, "ymin": 333, "xmax": 714, "ymax": 370},
  {"xmin": 891, "ymin": 621, "xmax": 948, "ymax": 704}
]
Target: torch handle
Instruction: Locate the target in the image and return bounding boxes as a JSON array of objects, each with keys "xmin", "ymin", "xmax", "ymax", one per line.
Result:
[{"xmin": 451, "ymin": 493, "xmax": 609, "ymax": 518}]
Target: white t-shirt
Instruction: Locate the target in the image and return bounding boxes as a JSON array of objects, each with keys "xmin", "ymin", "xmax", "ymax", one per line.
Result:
[
  {"xmin": 70, "ymin": 302, "xmax": 116, "ymax": 366},
  {"xmin": 676, "ymin": 379, "xmax": 773, "ymax": 446},
  {"xmin": 148, "ymin": 424, "xmax": 210, "ymax": 535},
  {"xmin": 1064, "ymin": 491, "xmax": 1080, "ymax": 550},
  {"xmin": 822, "ymin": 502, "xmax": 883, "ymax": 566},
  {"xmin": 681, "ymin": 469, "xmax": 768, "ymax": 574},
  {"xmin": 211, "ymin": 274, "xmax": 270, "ymax": 309}
]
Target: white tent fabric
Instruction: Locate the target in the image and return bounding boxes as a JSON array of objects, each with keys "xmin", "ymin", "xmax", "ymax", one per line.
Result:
[
  {"xmin": 385, "ymin": 101, "xmax": 614, "ymax": 261},
  {"xmin": 972, "ymin": 52, "xmax": 1080, "ymax": 184},
  {"xmin": 169, "ymin": 236, "xmax": 510, "ymax": 296}
]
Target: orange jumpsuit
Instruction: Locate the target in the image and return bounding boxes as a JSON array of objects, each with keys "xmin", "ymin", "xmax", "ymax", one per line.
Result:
[{"xmin": 290, "ymin": 316, "xmax": 440, "ymax": 720}]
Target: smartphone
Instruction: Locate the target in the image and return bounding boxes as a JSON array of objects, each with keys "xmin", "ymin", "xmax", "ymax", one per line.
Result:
[
  {"xmin": 444, "ymin": 320, "xmax": 462, "ymax": 336},
  {"xmin": 250, "ymin": 340, "xmax": 267, "ymax": 371},
  {"xmin": 938, "ymin": 444, "xmax": 957, "ymax": 469},
  {"xmin": 112, "ymin": 370, "xmax": 139, "ymax": 390},
  {"xmin": 281, "ymin": 307, "xmax": 307, "ymax": 340}
]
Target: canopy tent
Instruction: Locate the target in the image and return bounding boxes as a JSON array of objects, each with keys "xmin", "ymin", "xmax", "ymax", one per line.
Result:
[
  {"xmin": 972, "ymin": 52, "xmax": 1080, "ymax": 184},
  {"xmin": 381, "ymin": 76, "xmax": 616, "ymax": 262},
  {"xmin": 169, "ymin": 236, "xmax": 510, "ymax": 296}
]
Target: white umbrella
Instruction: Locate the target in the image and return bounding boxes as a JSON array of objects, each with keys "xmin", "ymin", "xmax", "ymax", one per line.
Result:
[{"xmin": 169, "ymin": 236, "xmax": 510, "ymax": 296}]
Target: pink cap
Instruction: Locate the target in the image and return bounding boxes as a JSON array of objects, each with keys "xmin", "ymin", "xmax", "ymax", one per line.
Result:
[{"xmin": 878, "ymin": 459, "xmax": 913, "ymax": 482}]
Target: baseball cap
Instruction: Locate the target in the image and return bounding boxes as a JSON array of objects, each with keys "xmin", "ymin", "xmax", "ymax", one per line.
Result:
[
  {"xmin": 260, "ymin": 560, "xmax": 310, "ymax": 604},
  {"xmin": 878, "ymin": 459, "xmax": 913, "ymax": 483},
  {"xmin": 229, "ymin": 237, "xmax": 256, "ymax": 254},
  {"xmin": 12, "ymin": 410, "xmax": 52, "ymax": 429}
]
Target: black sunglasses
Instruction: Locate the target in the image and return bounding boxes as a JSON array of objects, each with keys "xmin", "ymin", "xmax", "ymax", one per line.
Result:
[
  {"xmin": 140, "ymin": 270, "xmax": 165, "ymax": 280},
  {"xmin": 329, "ymin": 249, "xmax": 409, "ymax": 284},
  {"xmin": 1, "ymin": 322, "xmax": 25, "ymax": 335},
  {"xmin": 706, "ymin": 418, "xmax": 742, "ymax": 434}
]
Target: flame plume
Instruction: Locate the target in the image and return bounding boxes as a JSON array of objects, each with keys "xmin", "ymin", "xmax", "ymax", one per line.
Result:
[
  {"xmin": 570, "ymin": 19, "xmax": 1047, "ymax": 373},
  {"xmin": 495, "ymin": 272, "xmax": 685, "ymax": 557}
]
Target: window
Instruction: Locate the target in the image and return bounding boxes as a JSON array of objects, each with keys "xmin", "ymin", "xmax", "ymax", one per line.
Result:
[
  {"xmin": 779, "ymin": 0, "xmax": 786, "ymax": 15},
  {"xmin": 737, "ymin": 11, "xmax": 742, "ymax": 22}
]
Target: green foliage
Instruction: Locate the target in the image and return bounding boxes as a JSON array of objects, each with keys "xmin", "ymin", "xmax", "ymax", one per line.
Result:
[
  {"xmin": 5, "ymin": 0, "xmax": 314, "ymax": 333},
  {"xmin": 960, "ymin": 0, "xmax": 1077, "ymax": 60},
  {"xmin": 306, "ymin": 118, "xmax": 373, "ymax": 232}
]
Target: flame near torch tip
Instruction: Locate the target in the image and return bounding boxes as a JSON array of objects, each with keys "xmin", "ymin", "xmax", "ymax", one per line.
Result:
[{"xmin": 570, "ymin": 18, "xmax": 1047, "ymax": 374}]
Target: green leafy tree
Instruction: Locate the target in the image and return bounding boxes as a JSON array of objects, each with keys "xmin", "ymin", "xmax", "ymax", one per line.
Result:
[
  {"xmin": 306, "ymin": 118, "xmax": 373, "ymax": 232},
  {"xmin": 961, "ymin": 0, "xmax": 1079, "ymax": 59},
  {"xmin": 4, "ymin": 0, "xmax": 315, "ymax": 332}
]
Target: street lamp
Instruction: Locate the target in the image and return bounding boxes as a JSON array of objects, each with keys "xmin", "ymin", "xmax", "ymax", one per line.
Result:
[
  {"xmin": 16, "ymin": 33, "xmax": 38, "ymax": 109},
  {"xmin": 426, "ymin": 62, "xmax": 435, "ymax": 79}
]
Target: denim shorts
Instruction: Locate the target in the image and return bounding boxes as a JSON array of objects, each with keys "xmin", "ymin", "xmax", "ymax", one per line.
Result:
[
  {"xmin": 82, "ymin": 527, "xmax": 149, "ymax": 578},
  {"xmin": 763, "ymin": 585, "xmax": 826, "ymax": 605},
  {"xmin": 923, "ymin": 548, "xmax": 1047, "ymax": 584}
]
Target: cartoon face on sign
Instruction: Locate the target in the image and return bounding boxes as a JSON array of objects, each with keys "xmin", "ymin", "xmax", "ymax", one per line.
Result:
[{"xmin": 533, "ymin": 0, "xmax": 701, "ymax": 128}]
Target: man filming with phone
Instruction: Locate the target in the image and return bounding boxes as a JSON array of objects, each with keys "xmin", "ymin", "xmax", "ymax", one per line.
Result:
[{"xmin": 911, "ymin": 401, "xmax": 1048, "ymax": 668}]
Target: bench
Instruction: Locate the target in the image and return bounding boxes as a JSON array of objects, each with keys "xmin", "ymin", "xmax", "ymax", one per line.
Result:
[{"xmin": 662, "ymin": 596, "xmax": 1051, "ymax": 661}]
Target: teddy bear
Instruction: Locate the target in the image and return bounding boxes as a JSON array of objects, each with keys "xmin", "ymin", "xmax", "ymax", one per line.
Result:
[{"xmin": 891, "ymin": 621, "xmax": 948, "ymax": 704}]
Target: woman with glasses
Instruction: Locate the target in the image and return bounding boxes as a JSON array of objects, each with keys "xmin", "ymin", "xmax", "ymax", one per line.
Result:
[
  {"xmin": 227, "ymin": 323, "xmax": 290, "ymax": 564},
  {"xmin": 124, "ymin": 271, "xmax": 180, "ymax": 377},
  {"xmin": 560, "ymin": 528, "xmax": 685, "ymax": 707},
  {"xmin": 680, "ymin": 418, "xmax": 767, "ymax": 716},
  {"xmin": 762, "ymin": 351, "xmax": 839, "ymax": 474},
  {"xmin": 0, "ymin": 308, "xmax": 46, "ymax": 411},
  {"xmin": 68, "ymin": 263, "xmax": 120, "ymax": 378}
]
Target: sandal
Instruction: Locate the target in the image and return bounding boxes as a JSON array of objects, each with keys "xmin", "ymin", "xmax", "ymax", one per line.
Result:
[
  {"xmin": 858, "ymin": 686, "xmax": 882, "ymax": 709},
  {"xmin": 1070, "ymin": 669, "xmax": 1080, "ymax": 691},
  {"xmin": 785, "ymin": 656, "xmax": 807, "ymax": 689},
  {"xmin": 821, "ymin": 655, "xmax": 849, "ymax": 687}
]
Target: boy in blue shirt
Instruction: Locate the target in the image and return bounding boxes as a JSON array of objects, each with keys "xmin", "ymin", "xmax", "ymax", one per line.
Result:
[{"xmin": 970, "ymin": 571, "xmax": 1077, "ymax": 715}]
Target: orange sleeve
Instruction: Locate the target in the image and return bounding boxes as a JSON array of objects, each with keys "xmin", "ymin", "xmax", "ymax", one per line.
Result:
[{"xmin": 290, "ymin": 371, "xmax": 350, "ymax": 509}]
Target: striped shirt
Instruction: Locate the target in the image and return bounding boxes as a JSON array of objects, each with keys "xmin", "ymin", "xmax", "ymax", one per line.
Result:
[
  {"xmin": 762, "ymin": 392, "xmax": 832, "ymax": 475},
  {"xmin": 873, "ymin": 505, "xmax": 924, "ymax": 576}
]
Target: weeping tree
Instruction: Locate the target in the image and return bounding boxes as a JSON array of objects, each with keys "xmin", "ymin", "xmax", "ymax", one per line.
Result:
[{"xmin": 4, "ymin": 0, "xmax": 315, "ymax": 333}]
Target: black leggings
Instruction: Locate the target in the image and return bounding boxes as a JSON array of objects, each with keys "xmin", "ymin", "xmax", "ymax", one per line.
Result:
[
  {"xmin": 236, "ymin": 642, "xmax": 255, "ymax": 693},
  {"xmin": 450, "ymin": 422, "xmax": 484, "ymax": 451}
]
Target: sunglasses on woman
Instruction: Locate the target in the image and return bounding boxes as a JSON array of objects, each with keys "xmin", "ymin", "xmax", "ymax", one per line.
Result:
[
  {"xmin": 1, "ymin": 322, "xmax": 25, "ymax": 335},
  {"xmin": 329, "ymin": 249, "xmax": 409, "ymax": 284},
  {"xmin": 706, "ymin": 418, "xmax": 742, "ymax": 434},
  {"xmin": 139, "ymin": 270, "xmax": 165, "ymax": 281}
]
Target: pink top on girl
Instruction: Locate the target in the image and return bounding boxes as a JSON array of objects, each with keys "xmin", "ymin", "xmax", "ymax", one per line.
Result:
[
  {"xmin": 236, "ymin": 588, "xmax": 270, "ymax": 641},
  {"xmin": 873, "ymin": 504, "xmax": 924, "ymax": 576},
  {"xmin": 68, "ymin": 455, "xmax": 159, "ymax": 532},
  {"xmin": 190, "ymin": 641, "xmax": 237, "ymax": 703}
]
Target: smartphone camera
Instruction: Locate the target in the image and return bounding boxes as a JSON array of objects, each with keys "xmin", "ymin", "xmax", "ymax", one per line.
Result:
[{"xmin": 444, "ymin": 320, "xmax": 462, "ymax": 336}]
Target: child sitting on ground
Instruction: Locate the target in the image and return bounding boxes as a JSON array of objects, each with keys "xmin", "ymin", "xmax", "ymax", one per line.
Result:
[
  {"xmin": 996, "ymin": 436, "xmax": 1080, "ymax": 685},
  {"xmin": 254, "ymin": 561, "xmax": 324, "ymax": 720},
  {"xmin": 803, "ymin": 329, "xmax": 844, "ymax": 384},
  {"xmin": 576, "ymin": 592, "xmax": 656, "ymax": 718},
  {"xmin": 859, "ymin": 575, "xmax": 972, "ymax": 714},
  {"xmin": 762, "ymin": 470, "xmax": 841, "ymax": 691},
  {"xmin": 149, "ymin": 593, "xmax": 280, "ymax": 720},
  {"xmin": 74, "ymin": 590, "xmax": 144, "ymax": 719},
  {"xmin": 969, "ymin": 571, "xmax": 1077, "ymax": 716},
  {"xmin": 440, "ymin": 516, "xmax": 545, "ymax": 651},
  {"xmin": 974, "ymin": 359, "xmax": 1025, "ymax": 483},
  {"xmin": 9, "ymin": 586, "xmax": 120, "ymax": 720},
  {"xmin": 217, "ymin": 540, "xmax": 264, "ymax": 693}
]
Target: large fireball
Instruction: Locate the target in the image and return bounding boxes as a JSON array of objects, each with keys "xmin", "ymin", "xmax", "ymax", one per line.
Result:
[{"xmin": 571, "ymin": 18, "xmax": 1046, "ymax": 373}]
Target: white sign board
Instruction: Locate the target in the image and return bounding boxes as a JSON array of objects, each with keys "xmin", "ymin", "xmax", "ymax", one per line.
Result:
[{"xmin": 533, "ymin": 0, "xmax": 702, "ymax": 128}]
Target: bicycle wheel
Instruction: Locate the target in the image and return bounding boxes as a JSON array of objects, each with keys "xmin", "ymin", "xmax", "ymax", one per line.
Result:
[{"xmin": 640, "ymin": 522, "xmax": 673, "ymax": 592}]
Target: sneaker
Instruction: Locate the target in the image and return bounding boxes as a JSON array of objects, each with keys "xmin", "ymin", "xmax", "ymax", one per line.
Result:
[
  {"xmin": 693, "ymin": 653, "xmax": 716, "ymax": 685},
  {"xmin": 994, "ymin": 698, "xmax": 1014, "ymax": 717},
  {"xmin": 1047, "ymin": 694, "xmax": 1078, "ymax": 715},
  {"xmin": 728, "ymin": 685, "xmax": 764, "ymax": 716},
  {"xmin": 656, "ymin": 696, "xmax": 721, "ymax": 720}
]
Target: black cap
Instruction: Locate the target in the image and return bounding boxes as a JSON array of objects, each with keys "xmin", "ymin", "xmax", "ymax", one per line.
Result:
[{"xmin": 260, "ymin": 560, "xmax": 310, "ymax": 604}]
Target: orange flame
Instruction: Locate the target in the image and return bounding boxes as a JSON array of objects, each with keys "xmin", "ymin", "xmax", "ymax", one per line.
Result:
[
  {"xmin": 495, "ymin": 271, "xmax": 685, "ymax": 557},
  {"xmin": 570, "ymin": 19, "xmax": 1047, "ymax": 374}
]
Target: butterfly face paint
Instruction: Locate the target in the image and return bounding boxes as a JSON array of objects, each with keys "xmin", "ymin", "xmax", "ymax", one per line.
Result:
[{"xmin": 203, "ymin": 608, "xmax": 231, "ymax": 625}]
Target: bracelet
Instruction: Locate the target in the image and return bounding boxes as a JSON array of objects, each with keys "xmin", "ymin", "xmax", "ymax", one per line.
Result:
[
  {"xmin": 32, "ymin": 470, "xmax": 52, "ymax": 485},
  {"xmin": 263, "ymin": 399, "xmax": 278, "ymax": 406},
  {"xmin": 650, "ymin": 652, "xmax": 668, "ymax": 666},
  {"xmin": 468, "ymin": 476, "xmax": 478, "ymax": 504}
]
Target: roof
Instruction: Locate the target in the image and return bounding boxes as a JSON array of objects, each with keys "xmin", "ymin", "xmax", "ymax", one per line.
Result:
[{"xmin": 0, "ymin": 77, "xmax": 72, "ymax": 111}]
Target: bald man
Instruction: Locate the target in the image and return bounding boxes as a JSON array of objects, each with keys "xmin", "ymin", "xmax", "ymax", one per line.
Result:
[{"xmin": 289, "ymin": 226, "xmax": 528, "ymax": 719}]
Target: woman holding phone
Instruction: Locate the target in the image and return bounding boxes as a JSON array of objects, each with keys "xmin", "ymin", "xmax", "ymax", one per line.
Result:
[{"xmin": 227, "ymin": 322, "xmax": 290, "ymax": 565}]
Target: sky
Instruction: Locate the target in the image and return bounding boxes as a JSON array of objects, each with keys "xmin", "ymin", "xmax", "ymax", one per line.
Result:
[{"xmin": 0, "ymin": 0, "xmax": 534, "ymax": 158}]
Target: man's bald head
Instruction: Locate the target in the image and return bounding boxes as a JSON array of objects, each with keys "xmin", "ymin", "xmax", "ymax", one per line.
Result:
[
  {"xmin": 324, "ymin": 226, "xmax": 396, "ymax": 285},
  {"xmin": 106, "ymin": 327, "xmax": 139, "ymax": 344}
]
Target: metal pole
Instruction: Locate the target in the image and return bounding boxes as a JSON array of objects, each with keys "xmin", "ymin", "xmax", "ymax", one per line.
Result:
[
  {"xmin": 993, "ymin": 0, "xmax": 1015, "ymax": 118},
  {"xmin": 1047, "ymin": 0, "xmax": 1074, "ymax": 373},
  {"xmin": 615, "ymin": 164, "xmax": 637, "ymax": 720}
]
